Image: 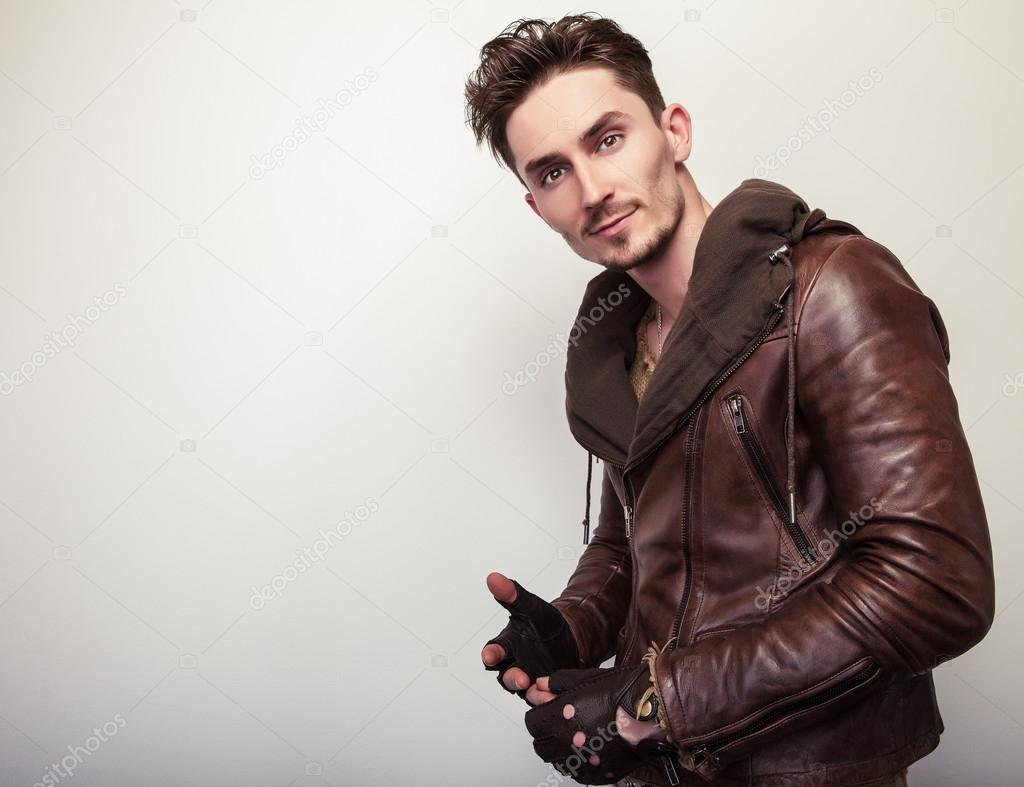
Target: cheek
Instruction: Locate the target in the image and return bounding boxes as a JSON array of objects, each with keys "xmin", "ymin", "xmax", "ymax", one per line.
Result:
[
  {"xmin": 641, "ymin": 143, "xmax": 676, "ymax": 199},
  {"xmin": 647, "ymin": 165, "xmax": 681, "ymax": 214},
  {"xmin": 538, "ymin": 197, "xmax": 579, "ymax": 234}
]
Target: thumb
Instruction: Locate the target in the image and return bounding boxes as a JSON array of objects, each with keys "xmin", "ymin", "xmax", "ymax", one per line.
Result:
[
  {"xmin": 486, "ymin": 571, "xmax": 518, "ymax": 605},
  {"xmin": 488, "ymin": 576, "xmax": 554, "ymax": 623}
]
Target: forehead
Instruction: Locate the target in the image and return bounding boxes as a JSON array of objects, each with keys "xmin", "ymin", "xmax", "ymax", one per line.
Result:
[{"xmin": 506, "ymin": 66, "xmax": 644, "ymax": 179}]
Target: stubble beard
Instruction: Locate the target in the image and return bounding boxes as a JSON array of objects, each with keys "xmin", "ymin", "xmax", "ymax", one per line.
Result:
[{"xmin": 578, "ymin": 176, "xmax": 686, "ymax": 274}]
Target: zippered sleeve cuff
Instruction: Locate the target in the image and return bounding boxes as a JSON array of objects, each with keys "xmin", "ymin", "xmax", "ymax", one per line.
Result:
[{"xmin": 653, "ymin": 643, "xmax": 885, "ymax": 779}]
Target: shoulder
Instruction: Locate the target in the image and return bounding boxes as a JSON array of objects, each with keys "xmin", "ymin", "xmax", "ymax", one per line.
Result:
[
  {"xmin": 795, "ymin": 233, "xmax": 920, "ymax": 316},
  {"xmin": 793, "ymin": 233, "xmax": 951, "ymax": 363}
]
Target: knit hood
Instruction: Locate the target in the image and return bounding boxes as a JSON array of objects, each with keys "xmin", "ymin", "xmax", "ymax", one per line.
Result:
[{"xmin": 563, "ymin": 178, "xmax": 860, "ymax": 542}]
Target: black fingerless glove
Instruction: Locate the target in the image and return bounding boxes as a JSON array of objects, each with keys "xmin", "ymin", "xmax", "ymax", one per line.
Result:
[
  {"xmin": 484, "ymin": 579, "xmax": 580, "ymax": 701},
  {"xmin": 523, "ymin": 664, "xmax": 676, "ymax": 785}
]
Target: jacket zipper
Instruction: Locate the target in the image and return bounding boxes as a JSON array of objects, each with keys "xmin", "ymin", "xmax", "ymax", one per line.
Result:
[
  {"xmin": 662, "ymin": 286, "xmax": 793, "ymax": 652},
  {"xmin": 728, "ymin": 394, "xmax": 817, "ymax": 565},
  {"xmin": 621, "ymin": 282, "xmax": 793, "ymax": 477},
  {"xmin": 588, "ymin": 282, "xmax": 795, "ymax": 662},
  {"xmin": 620, "ymin": 474, "xmax": 641, "ymax": 665},
  {"xmin": 689, "ymin": 660, "xmax": 881, "ymax": 771},
  {"xmin": 668, "ymin": 415, "xmax": 698, "ymax": 649}
]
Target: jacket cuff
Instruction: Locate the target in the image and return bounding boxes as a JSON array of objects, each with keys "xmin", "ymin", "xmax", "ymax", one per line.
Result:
[
  {"xmin": 549, "ymin": 600, "xmax": 588, "ymax": 668},
  {"xmin": 652, "ymin": 650, "xmax": 687, "ymax": 745},
  {"xmin": 643, "ymin": 646, "xmax": 674, "ymax": 741}
]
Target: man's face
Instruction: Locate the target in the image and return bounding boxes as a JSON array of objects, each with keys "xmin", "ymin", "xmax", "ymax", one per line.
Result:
[{"xmin": 506, "ymin": 66, "xmax": 687, "ymax": 273}]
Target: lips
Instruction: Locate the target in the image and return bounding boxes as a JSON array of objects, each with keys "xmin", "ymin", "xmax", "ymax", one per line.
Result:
[{"xmin": 591, "ymin": 207, "xmax": 637, "ymax": 235}]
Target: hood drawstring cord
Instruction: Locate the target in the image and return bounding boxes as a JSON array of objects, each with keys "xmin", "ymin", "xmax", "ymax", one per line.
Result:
[
  {"xmin": 771, "ymin": 242, "xmax": 810, "ymax": 563},
  {"xmin": 770, "ymin": 242, "xmax": 811, "ymax": 560},
  {"xmin": 583, "ymin": 450, "xmax": 594, "ymax": 544},
  {"xmin": 579, "ymin": 242, "xmax": 804, "ymax": 551}
]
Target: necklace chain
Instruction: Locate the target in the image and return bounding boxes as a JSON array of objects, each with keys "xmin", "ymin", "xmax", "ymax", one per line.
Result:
[{"xmin": 656, "ymin": 302, "xmax": 663, "ymax": 358}]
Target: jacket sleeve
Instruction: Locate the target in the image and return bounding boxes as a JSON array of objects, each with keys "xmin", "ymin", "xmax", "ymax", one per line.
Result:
[
  {"xmin": 550, "ymin": 462, "xmax": 633, "ymax": 669},
  {"xmin": 652, "ymin": 235, "xmax": 996, "ymax": 778}
]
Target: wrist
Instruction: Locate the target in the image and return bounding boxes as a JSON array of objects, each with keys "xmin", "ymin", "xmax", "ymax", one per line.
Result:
[{"xmin": 548, "ymin": 600, "xmax": 585, "ymax": 668}]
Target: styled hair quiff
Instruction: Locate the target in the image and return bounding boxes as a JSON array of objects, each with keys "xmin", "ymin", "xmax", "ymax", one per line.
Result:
[{"xmin": 463, "ymin": 13, "xmax": 667, "ymax": 186}]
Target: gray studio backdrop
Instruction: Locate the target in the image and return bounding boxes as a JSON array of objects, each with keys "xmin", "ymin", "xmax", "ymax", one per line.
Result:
[{"xmin": 1, "ymin": 1, "xmax": 1022, "ymax": 785}]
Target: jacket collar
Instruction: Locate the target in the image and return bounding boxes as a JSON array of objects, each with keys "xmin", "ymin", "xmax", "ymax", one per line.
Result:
[{"xmin": 564, "ymin": 178, "xmax": 827, "ymax": 472}]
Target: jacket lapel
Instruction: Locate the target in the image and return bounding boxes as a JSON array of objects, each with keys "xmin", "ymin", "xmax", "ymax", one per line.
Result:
[{"xmin": 565, "ymin": 179, "xmax": 830, "ymax": 471}]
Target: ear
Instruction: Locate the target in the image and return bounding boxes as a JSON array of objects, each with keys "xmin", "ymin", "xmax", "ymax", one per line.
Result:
[
  {"xmin": 661, "ymin": 103, "xmax": 694, "ymax": 165},
  {"xmin": 524, "ymin": 191, "xmax": 552, "ymax": 229}
]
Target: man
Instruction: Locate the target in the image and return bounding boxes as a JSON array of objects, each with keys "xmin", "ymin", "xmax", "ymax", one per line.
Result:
[{"xmin": 465, "ymin": 13, "xmax": 995, "ymax": 787}]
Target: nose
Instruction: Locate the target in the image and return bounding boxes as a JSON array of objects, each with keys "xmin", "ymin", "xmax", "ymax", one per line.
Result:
[{"xmin": 577, "ymin": 160, "xmax": 614, "ymax": 215}]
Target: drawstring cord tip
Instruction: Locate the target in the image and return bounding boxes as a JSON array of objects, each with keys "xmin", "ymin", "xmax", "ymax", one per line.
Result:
[{"xmin": 582, "ymin": 450, "xmax": 594, "ymax": 545}]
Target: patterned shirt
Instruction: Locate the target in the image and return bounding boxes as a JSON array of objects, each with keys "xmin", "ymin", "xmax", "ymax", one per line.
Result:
[{"xmin": 629, "ymin": 297, "xmax": 659, "ymax": 401}]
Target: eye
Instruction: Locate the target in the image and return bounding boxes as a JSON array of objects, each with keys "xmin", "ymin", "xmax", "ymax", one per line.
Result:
[
  {"xmin": 539, "ymin": 133, "xmax": 624, "ymax": 188},
  {"xmin": 599, "ymin": 132, "xmax": 623, "ymax": 150},
  {"xmin": 541, "ymin": 167, "xmax": 566, "ymax": 187}
]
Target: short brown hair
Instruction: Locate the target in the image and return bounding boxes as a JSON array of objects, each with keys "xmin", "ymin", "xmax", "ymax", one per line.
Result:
[{"xmin": 464, "ymin": 13, "xmax": 666, "ymax": 186}]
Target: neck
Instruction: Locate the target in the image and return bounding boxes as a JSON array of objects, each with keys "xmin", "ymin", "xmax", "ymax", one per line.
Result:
[{"xmin": 627, "ymin": 167, "xmax": 713, "ymax": 329}]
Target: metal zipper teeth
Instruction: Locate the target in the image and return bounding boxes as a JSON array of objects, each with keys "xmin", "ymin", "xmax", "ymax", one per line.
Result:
[
  {"xmin": 578, "ymin": 282, "xmax": 794, "ymax": 660},
  {"xmin": 659, "ymin": 288, "xmax": 792, "ymax": 652},
  {"xmin": 619, "ymin": 472, "xmax": 641, "ymax": 666},
  {"xmin": 728, "ymin": 395, "xmax": 817, "ymax": 565},
  {"xmin": 690, "ymin": 661, "xmax": 881, "ymax": 770},
  {"xmin": 622, "ymin": 283, "xmax": 793, "ymax": 478},
  {"xmin": 668, "ymin": 414, "xmax": 698, "ymax": 649},
  {"xmin": 612, "ymin": 289, "xmax": 792, "ymax": 563},
  {"xmin": 573, "ymin": 274, "xmax": 795, "ymax": 472}
]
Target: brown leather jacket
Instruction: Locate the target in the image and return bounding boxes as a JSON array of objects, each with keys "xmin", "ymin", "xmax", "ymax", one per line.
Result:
[{"xmin": 550, "ymin": 180, "xmax": 995, "ymax": 786}]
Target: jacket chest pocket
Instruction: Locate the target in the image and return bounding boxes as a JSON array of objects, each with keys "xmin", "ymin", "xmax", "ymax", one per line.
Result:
[{"xmin": 722, "ymin": 390, "xmax": 818, "ymax": 566}]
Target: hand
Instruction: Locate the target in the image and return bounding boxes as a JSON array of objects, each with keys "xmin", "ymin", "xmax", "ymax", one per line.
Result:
[
  {"xmin": 524, "ymin": 665, "xmax": 675, "ymax": 785},
  {"xmin": 614, "ymin": 704, "xmax": 671, "ymax": 746},
  {"xmin": 481, "ymin": 572, "xmax": 579, "ymax": 705},
  {"xmin": 533, "ymin": 676, "xmax": 668, "ymax": 745}
]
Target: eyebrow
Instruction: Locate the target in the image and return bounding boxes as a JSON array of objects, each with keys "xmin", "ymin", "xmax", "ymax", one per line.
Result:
[{"xmin": 522, "ymin": 110, "xmax": 632, "ymax": 182}]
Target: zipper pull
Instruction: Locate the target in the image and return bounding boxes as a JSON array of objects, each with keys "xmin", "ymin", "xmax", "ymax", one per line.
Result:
[
  {"xmin": 692, "ymin": 744, "xmax": 721, "ymax": 771},
  {"xmin": 623, "ymin": 504, "xmax": 633, "ymax": 540},
  {"xmin": 729, "ymin": 396, "xmax": 746, "ymax": 433},
  {"xmin": 768, "ymin": 243, "xmax": 790, "ymax": 264},
  {"xmin": 661, "ymin": 753, "xmax": 680, "ymax": 785}
]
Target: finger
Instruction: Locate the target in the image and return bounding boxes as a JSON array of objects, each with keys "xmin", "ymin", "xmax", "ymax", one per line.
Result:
[
  {"xmin": 548, "ymin": 668, "xmax": 604, "ymax": 694},
  {"xmin": 503, "ymin": 667, "xmax": 530, "ymax": 692},
  {"xmin": 525, "ymin": 683, "xmax": 557, "ymax": 706},
  {"xmin": 615, "ymin": 706, "xmax": 638, "ymax": 745},
  {"xmin": 486, "ymin": 572, "xmax": 517, "ymax": 605},
  {"xmin": 481, "ymin": 643, "xmax": 506, "ymax": 665},
  {"xmin": 536, "ymin": 675, "xmax": 549, "ymax": 692}
]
